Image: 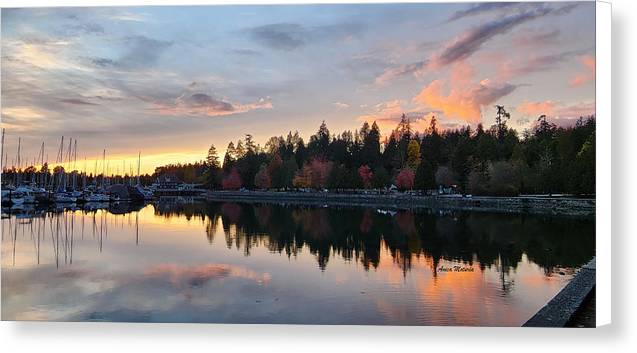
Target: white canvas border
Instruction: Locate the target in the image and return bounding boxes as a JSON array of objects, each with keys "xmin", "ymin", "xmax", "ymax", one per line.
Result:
[
  {"xmin": 595, "ymin": 0, "xmax": 611, "ymax": 327},
  {"xmin": 0, "ymin": 0, "xmax": 613, "ymax": 339}
]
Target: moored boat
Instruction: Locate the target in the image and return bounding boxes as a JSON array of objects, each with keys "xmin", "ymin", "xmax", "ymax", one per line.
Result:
[{"xmin": 54, "ymin": 192, "xmax": 77, "ymax": 203}]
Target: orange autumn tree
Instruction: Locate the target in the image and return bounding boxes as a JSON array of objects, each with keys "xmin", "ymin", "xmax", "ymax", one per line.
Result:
[
  {"xmin": 293, "ymin": 159, "xmax": 333, "ymax": 189},
  {"xmin": 254, "ymin": 164, "xmax": 271, "ymax": 189}
]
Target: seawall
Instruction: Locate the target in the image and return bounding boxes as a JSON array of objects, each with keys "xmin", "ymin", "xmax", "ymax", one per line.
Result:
[
  {"xmin": 524, "ymin": 257, "xmax": 596, "ymax": 327},
  {"xmin": 205, "ymin": 191, "xmax": 595, "ymax": 217}
]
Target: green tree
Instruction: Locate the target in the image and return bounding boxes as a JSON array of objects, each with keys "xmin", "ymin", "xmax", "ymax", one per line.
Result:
[
  {"xmin": 382, "ymin": 135, "xmax": 402, "ymax": 173},
  {"xmin": 361, "ymin": 121, "xmax": 381, "ymax": 168},
  {"xmin": 204, "ymin": 144, "xmax": 221, "ymax": 188},
  {"xmin": 372, "ymin": 166, "xmax": 390, "ymax": 189},
  {"xmin": 415, "ymin": 158, "xmax": 435, "ymax": 190},
  {"xmin": 223, "ymin": 142, "xmax": 236, "ymax": 171}
]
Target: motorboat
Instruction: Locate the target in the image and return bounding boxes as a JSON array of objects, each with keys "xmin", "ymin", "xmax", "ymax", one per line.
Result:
[
  {"xmin": 135, "ymin": 185, "xmax": 154, "ymax": 200},
  {"xmin": 9, "ymin": 194, "xmax": 25, "ymax": 205},
  {"xmin": 54, "ymin": 192, "xmax": 77, "ymax": 203},
  {"xmin": 14, "ymin": 186, "xmax": 37, "ymax": 204},
  {"xmin": 84, "ymin": 192, "xmax": 110, "ymax": 202}
]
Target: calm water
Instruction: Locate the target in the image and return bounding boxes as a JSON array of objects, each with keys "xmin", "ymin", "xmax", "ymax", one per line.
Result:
[{"xmin": 1, "ymin": 201, "xmax": 595, "ymax": 326}]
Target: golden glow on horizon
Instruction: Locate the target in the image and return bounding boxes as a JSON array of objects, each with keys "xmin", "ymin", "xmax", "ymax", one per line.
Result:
[{"xmin": 4, "ymin": 150, "xmax": 207, "ymax": 175}]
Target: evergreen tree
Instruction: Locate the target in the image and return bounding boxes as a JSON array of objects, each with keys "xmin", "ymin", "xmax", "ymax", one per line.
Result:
[
  {"xmin": 415, "ymin": 158, "xmax": 435, "ymax": 190},
  {"xmin": 223, "ymin": 142, "xmax": 236, "ymax": 171},
  {"xmin": 204, "ymin": 144, "xmax": 221, "ymax": 189},
  {"xmin": 361, "ymin": 121, "xmax": 381, "ymax": 168},
  {"xmin": 372, "ymin": 166, "xmax": 390, "ymax": 189}
]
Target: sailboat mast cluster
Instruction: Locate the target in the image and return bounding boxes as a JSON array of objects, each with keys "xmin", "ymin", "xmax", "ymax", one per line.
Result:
[{"xmin": 1, "ymin": 131, "xmax": 154, "ymax": 206}]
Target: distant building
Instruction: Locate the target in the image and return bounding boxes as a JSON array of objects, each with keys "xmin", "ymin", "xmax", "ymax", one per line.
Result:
[{"xmin": 155, "ymin": 174, "xmax": 182, "ymax": 190}]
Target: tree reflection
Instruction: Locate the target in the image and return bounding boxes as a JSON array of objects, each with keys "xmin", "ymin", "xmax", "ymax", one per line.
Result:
[{"xmin": 156, "ymin": 201, "xmax": 595, "ymax": 275}]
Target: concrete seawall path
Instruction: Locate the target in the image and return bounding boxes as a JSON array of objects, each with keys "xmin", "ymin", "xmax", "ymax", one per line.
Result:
[
  {"xmin": 205, "ymin": 191, "xmax": 595, "ymax": 218},
  {"xmin": 524, "ymin": 258, "xmax": 596, "ymax": 327}
]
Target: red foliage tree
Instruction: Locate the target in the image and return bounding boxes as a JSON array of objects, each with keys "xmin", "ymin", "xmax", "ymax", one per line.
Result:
[
  {"xmin": 221, "ymin": 168, "xmax": 242, "ymax": 190},
  {"xmin": 358, "ymin": 164, "xmax": 373, "ymax": 188},
  {"xmin": 395, "ymin": 168, "xmax": 415, "ymax": 190},
  {"xmin": 309, "ymin": 159, "xmax": 332, "ymax": 189}
]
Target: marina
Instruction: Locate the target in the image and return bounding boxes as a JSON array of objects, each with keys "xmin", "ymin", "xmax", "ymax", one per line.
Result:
[{"xmin": 1, "ymin": 130, "xmax": 205, "ymax": 208}]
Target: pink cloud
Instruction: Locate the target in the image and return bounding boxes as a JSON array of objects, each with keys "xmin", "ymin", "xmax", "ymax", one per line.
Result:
[
  {"xmin": 516, "ymin": 99, "xmax": 595, "ymax": 127},
  {"xmin": 413, "ymin": 62, "xmax": 516, "ymax": 124},
  {"xmin": 569, "ymin": 55, "xmax": 595, "ymax": 87},
  {"xmin": 517, "ymin": 100, "xmax": 559, "ymax": 116},
  {"xmin": 147, "ymin": 263, "xmax": 271, "ymax": 288},
  {"xmin": 357, "ymin": 100, "xmax": 438, "ymax": 135},
  {"xmin": 374, "ymin": 60, "xmax": 428, "ymax": 85},
  {"xmin": 368, "ymin": 62, "xmax": 517, "ymax": 129},
  {"xmin": 357, "ymin": 99, "xmax": 470, "ymax": 136},
  {"xmin": 497, "ymin": 50, "xmax": 581, "ymax": 81}
]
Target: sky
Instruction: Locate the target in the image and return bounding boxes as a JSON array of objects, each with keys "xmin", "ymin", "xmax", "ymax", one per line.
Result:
[{"xmin": 1, "ymin": 2, "xmax": 596, "ymax": 174}]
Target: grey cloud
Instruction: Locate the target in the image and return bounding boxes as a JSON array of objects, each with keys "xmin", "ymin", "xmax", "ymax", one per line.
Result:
[
  {"xmin": 84, "ymin": 36, "xmax": 173, "ymax": 70},
  {"xmin": 474, "ymin": 82, "xmax": 517, "ymax": 104},
  {"xmin": 60, "ymin": 98, "xmax": 99, "ymax": 106},
  {"xmin": 59, "ymin": 22, "xmax": 105, "ymax": 36},
  {"xmin": 374, "ymin": 60, "xmax": 429, "ymax": 85},
  {"xmin": 376, "ymin": 4, "xmax": 576, "ymax": 84},
  {"xmin": 344, "ymin": 53, "xmax": 393, "ymax": 83},
  {"xmin": 152, "ymin": 89, "xmax": 273, "ymax": 118},
  {"xmin": 119, "ymin": 35, "xmax": 173, "ymax": 68},
  {"xmin": 513, "ymin": 29, "xmax": 561, "ymax": 47},
  {"xmin": 437, "ymin": 8, "xmax": 552, "ymax": 67},
  {"xmin": 184, "ymin": 93, "xmax": 235, "ymax": 112},
  {"xmin": 551, "ymin": 2, "xmax": 582, "ymax": 16},
  {"xmin": 247, "ymin": 22, "xmax": 364, "ymax": 51},
  {"xmin": 249, "ymin": 23, "xmax": 306, "ymax": 50},
  {"xmin": 501, "ymin": 49, "xmax": 589, "ymax": 78},
  {"xmin": 446, "ymin": 2, "xmax": 534, "ymax": 22},
  {"xmin": 436, "ymin": 3, "xmax": 581, "ymax": 67},
  {"xmin": 446, "ymin": 2, "xmax": 581, "ymax": 23},
  {"xmin": 231, "ymin": 48, "xmax": 261, "ymax": 56},
  {"xmin": 89, "ymin": 57, "xmax": 117, "ymax": 67}
]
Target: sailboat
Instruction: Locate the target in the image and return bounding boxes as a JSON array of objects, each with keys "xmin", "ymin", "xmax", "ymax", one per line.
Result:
[{"xmin": 135, "ymin": 152, "xmax": 154, "ymax": 200}]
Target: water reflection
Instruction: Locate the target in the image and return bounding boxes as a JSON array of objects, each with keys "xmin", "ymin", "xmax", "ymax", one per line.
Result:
[
  {"xmin": 1, "ymin": 201, "xmax": 595, "ymax": 325},
  {"xmin": 156, "ymin": 201, "xmax": 594, "ymax": 275}
]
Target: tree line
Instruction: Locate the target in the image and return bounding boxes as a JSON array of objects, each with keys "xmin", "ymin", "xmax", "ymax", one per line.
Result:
[{"xmin": 165, "ymin": 106, "xmax": 596, "ymax": 196}]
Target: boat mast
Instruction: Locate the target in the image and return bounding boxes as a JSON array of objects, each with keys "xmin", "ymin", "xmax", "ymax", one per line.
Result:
[
  {"xmin": 56, "ymin": 136, "xmax": 64, "ymax": 191},
  {"xmin": 40, "ymin": 141, "xmax": 45, "ymax": 188},
  {"xmin": 1, "ymin": 128, "xmax": 4, "ymax": 173},
  {"xmin": 93, "ymin": 158, "xmax": 98, "ymax": 187},
  {"xmin": 101, "ymin": 149, "xmax": 105, "ymax": 189},
  {"xmin": 137, "ymin": 151, "xmax": 141, "ymax": 186},
  {"xmin": 72, "ymin": 140, "xmax": 77, "ymax": 190},
  {"xmin": 67, "ymin": 138, "xmax": 72, "ymax": 190},
  {"xmin": 15, "ymin": 137, "xmax": 21, "ymax": 185},
  {"xmin": 83, "ymin": 157, "xmax": 87, "ymax": 190}
]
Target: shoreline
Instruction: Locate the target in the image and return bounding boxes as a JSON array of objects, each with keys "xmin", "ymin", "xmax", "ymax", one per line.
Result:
[
  {"xmin": 524, "ymin": 258, "xmax": 596, "ymax": 327},
  {"xmin": 205, "ymin": 190, "xmax": 595, "ymax": 217}
]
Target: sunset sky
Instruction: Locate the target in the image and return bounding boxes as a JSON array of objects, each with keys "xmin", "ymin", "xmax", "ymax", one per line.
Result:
[{"xmin": 1, "ymin": 2, "xmax": 595, "ymax": 174}]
